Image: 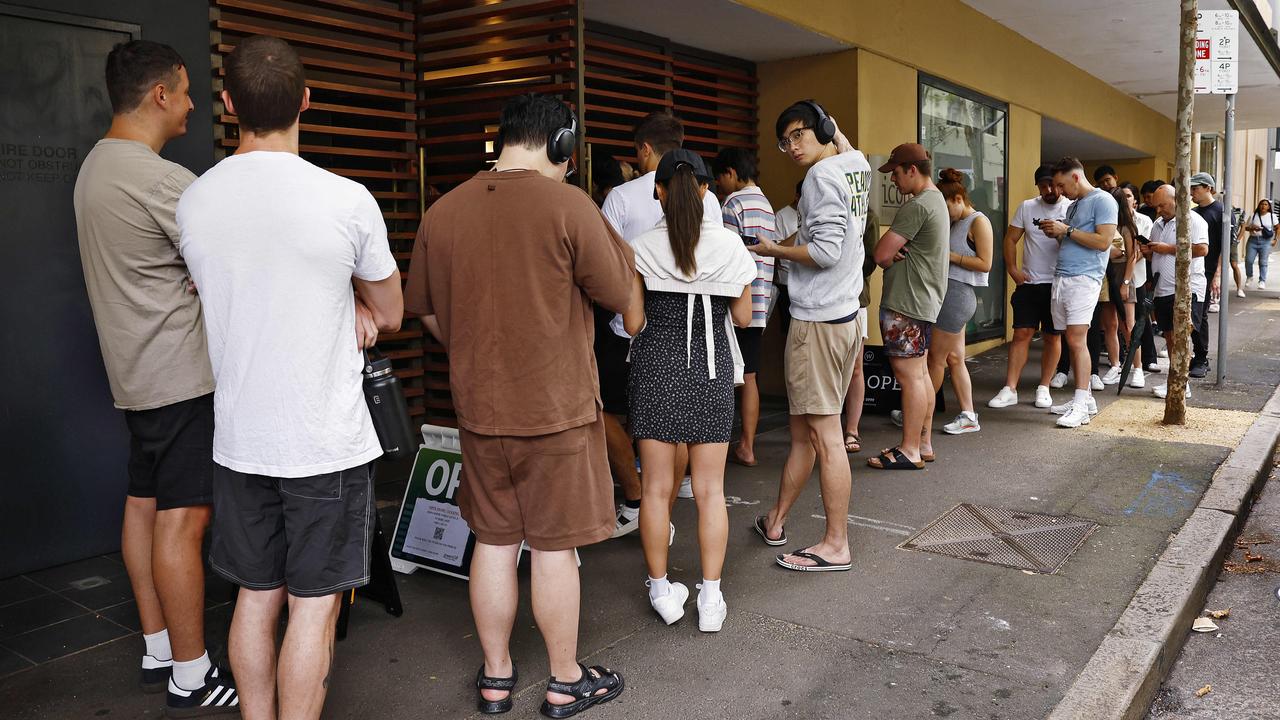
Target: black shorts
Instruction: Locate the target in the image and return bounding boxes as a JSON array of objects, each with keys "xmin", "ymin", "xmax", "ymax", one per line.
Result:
[
  {"xmin": 593, "ymin": 306, "xmax": 631, "ymax": 416},
  {"xmin": 1154, "ymin": 294, "xmax": 1203, "ymax": 336},
  {"xmin": 124, "ymin": 393, "xmax": 215, "ymax": 510},
  {"xmin": 209, "ymin": 462, "xmax": 374, "ymax": 598},
  {"xmin": 735, "ymin": 326, "xmax": 764, "ymax": 375},
  {"xmin": 1010, "ymin": 283, "xmax": 1060, "ymax": 334}
]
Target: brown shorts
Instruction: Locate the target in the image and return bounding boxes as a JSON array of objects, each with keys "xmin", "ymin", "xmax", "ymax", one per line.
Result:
[
  {"xmin": 785, "ymin": 317, "xmax": 861, "ymax": 416},
  {"xmin": 457, "ymin": 414, "xmax": 613, "ymax": 551}
]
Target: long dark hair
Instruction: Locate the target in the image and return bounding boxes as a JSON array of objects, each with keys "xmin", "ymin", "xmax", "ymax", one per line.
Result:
[
  {"xmin": 1112, "ymin": 187, "xmax": 1138, "ymax": 242},
  {"xmin": 660, "ymin": 165, "xmax": 703, "ymax": 276},
  {"xmin": 1254, "ymin": 198, "xmax": 1272, "ymax": 220}
]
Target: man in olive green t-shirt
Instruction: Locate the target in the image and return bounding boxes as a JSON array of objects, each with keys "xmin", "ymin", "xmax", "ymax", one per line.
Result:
[{"xmin": 869, "ymin": 144, "xmax": 949, "ymax": 469}]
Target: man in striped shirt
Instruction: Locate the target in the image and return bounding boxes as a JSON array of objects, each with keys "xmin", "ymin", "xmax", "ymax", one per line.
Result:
[{"xmin": 715, "ymin": 148, "xmax": 776, "ymax": 467}]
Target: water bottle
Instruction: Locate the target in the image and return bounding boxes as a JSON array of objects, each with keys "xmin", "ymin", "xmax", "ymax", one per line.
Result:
[{"xmin": 362, "ymin": 348, "xmax": 415, "ymax": 460}]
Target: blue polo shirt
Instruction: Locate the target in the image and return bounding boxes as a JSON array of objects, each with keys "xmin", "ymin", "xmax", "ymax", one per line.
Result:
[{"xmin": 1056, "ymin": 188, "xmax": 1117, "ymax": 280}]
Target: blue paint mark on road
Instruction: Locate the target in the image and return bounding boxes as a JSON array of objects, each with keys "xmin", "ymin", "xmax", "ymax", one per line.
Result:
[{"xmin": 1124, "ymin": 471, "xmax": 1197, "ymax": 517}]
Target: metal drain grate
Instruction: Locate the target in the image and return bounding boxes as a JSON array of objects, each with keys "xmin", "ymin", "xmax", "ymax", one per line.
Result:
[{"xmin": 898, "ymin": 504, "xmax": 1098, "ymax": 574}]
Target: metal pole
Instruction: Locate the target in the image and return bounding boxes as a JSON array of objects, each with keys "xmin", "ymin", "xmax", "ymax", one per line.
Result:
[{"xmin": 1217, "ymin": 94, "xmax": 1235, "ymax": 385}]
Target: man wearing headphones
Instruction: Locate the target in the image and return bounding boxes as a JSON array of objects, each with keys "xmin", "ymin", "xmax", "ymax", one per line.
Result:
[
  {"xmin": 750, "ymin": 100, "xmax": 872, "ymax": 572},
  {"xmin": 405, "ymin": 93, "xmax": 633, "ymax": 717}
]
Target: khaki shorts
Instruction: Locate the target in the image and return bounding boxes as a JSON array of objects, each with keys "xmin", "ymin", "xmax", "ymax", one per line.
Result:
[
  {"xmin": 785, "ymin": 317, "xmax": 862, "ymax": 416},
  {"xmin": 457, "ymin": 414, "xmax": 613, "ymax": 551}
]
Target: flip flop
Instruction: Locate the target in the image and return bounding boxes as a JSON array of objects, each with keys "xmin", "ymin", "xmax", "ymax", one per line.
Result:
[
  {"xmin": 775, "ymin": 550, "xmax": 852, "ymax": 572},
  {"xmin": 844, "ymin": 432, "xmax": 861, "ymax": 453},
  {"xmin": 866, "ymin": 447, "xmax": 924, "ymax": 470},
  {"xmin": 753, "ymin": 514, "xmax": 787, "ymax": 546},
  {"xmin": 727, "ymin": 449, "xmax": 758, "ymax": 468}
]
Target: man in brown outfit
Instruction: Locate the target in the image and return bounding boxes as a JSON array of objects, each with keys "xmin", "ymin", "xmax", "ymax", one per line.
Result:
[{"xmin": 405, "ymin": 94, "xmax": 633, "ymax": 718}]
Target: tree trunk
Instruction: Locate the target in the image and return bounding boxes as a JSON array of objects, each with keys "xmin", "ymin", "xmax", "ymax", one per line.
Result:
[{"xmin": 1164, "ymin": 0, "xmax": 1197, "ymax": 425}]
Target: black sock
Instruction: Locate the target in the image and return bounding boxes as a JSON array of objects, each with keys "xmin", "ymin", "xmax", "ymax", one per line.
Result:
[{"xmin": 625, "ymin": 499, "xmax": 641, "ymax": 510}]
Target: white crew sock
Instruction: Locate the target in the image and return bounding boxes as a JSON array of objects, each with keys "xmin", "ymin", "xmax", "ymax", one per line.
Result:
[
  {"xmin": 172, "ymin": 651, "xmax": 212, "ymax": 691},
  {"xmin": 1074, "ymin": 389, "xmax": 1090, "ymax": 405},
  {"xmin": 647, "ymin": 575, "xmax": 670, "ymax": 601},
  {"xmin": 698, "ymin": 579, "xmax": 722, "ymax": 606},
  {"xmin": 142, "ymin": 628, "xmax": 172, "ymax": 668}
]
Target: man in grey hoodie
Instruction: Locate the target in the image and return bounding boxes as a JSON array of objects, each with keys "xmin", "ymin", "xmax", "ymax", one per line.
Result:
[{"xmin": 751, "ymin": 100, "xmax": 871, "ymax": 572}]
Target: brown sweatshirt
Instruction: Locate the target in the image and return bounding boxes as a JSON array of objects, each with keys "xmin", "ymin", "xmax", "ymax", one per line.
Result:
[{"xmin": 405, "ymin": 170, "xmax": 634, "ymax": 436}]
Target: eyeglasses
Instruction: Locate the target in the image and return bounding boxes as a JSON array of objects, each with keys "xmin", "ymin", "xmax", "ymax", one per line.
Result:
[{"xmin": 777, "ymin": 126, "xmax": 813, "ymax": 153}]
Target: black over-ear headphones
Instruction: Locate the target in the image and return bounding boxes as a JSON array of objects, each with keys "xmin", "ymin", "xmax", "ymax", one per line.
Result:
[
  {"xmin": 799, "ymin": 100, "xmax": 836, "ymax": 146},
  {"xmin": 547, "ymin": 112, "xmax": 577, "ymax": 165}
]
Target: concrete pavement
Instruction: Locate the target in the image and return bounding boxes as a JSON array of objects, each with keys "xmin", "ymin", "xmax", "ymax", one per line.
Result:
[{"xmin": 2, "ymin": 291, "xmax": 1278, "ymax": 720}]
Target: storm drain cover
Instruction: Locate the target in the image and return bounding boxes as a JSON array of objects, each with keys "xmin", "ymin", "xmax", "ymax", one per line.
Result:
[{"xmin": 898, "ymin": 504, "xmax": 1098, "ymax": 574}]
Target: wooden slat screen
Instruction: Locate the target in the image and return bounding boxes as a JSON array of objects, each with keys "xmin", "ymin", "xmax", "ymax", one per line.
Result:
[
  {"xmin": 210, "ymin": 0, "xmax": 424, "ymax": 416},
  {"xmin": 415, "ymin": 0, "xmax": 581, "ymax": 428}
]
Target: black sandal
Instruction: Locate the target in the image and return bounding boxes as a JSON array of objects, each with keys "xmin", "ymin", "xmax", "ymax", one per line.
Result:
[
  {"xmin": 539, "ymin": 663, "xmax": 624, "ymax": 718},
  {"xmin": 476, "ymin": 663, "xmax": 518, "ymax": 714}
]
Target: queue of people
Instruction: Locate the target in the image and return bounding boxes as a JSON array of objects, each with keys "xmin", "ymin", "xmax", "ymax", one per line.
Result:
[{"xmin": 74, "ymin": 33, "xmax": 1265, "ymax": 720}]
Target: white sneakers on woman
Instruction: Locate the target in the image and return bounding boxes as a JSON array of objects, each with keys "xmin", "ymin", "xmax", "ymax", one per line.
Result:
[{"xmin": 646, "ymin": 579, "xmax": 727, "ymax": 632}]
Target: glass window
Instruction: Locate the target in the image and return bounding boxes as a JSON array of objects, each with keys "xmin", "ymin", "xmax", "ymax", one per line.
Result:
[
  {"xmin": 1198, "ymin": 134, "xmax": 1220, "ymax": 179},
  {"xmin": 919, "ymin": 78, "xmax": 1008, "ymax": 342}
]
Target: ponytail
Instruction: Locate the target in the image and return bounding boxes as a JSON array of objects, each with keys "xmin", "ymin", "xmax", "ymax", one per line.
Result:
[{"xmin": 661, "ymin": 166, "xmax": 703, "ymax": 276}]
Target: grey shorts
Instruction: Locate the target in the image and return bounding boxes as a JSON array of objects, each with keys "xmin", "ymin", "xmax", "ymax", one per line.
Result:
[{"xmin": 935, "ymin": 280, "xmax": 977, "ymax": 334}]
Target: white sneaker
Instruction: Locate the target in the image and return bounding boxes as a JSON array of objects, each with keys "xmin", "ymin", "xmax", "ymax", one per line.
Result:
[
  {"xmin": 988, "ymin": 387, "xmax": 1018, "ymax": 408},
  {"xmin": 1152, "ymin": 383, "xmax": 1190, "ymax": 400},
  {"xmin": 1056, "ymin": 402, "xmax": 1092, "ymax": 428},
  {"xmin": 1238, "ymin": 289, "xmax": 1247, "ymax": 298},
  {"xmin": 1101, "ymin": 366, "xmax": 1122, "ymax": 385},
  {"xmin": 1261, "ymin": 281, "xmax": 1268, "ymax": 290},
  {"xmin": 1158, "ymin": 348, "xmax": 1169, "ymax": 359},
  {"xmin": 647, "ymin": 581, "xmax": 689, "ymax": 625},
  {"xmin": 677, "ymin": 476, "xmax": 693, "ymax": 499},
  {"xmin": 890, "ymin": 409, "xmax": 904, "ymax": 427},
  {"xmin": 696, "ymin": 589, "xmax": 727, "ymax": 633},
  {"xmin": 1208, "ymin": 302, "xmax": 1220, "ymax": 313},
  {"xmin": 1051, "ymin": 395, "xmax": 1097, "ymax": 416},
  {"xmin": 942, "ymin": 412, "xmax": 980, "ymax": 435},
  {"xmin": 1090, "ymin": 374, "xmax": 1105, "ymax": 391},
  {"xmin": 1034, "ymin": 385, "xmax": 1054, "ymax": 408},
  {"xmin": 1049, "ymin": 372, "xmax": 1068, "ymax": 389},
  {"xmin": 610, "ymin": 505, "xmax": 640, "ymax": 538},
  {"xmin": 1245, "ymin": 278, "xmax": 1255, "ymax": 289},
  {"xmin": 1129, "ymin": 368, "xmax": 1146, "ymax": 389}
]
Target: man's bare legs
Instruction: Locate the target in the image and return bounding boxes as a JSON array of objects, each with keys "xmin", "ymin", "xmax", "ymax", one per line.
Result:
[
  {"xmin": 469, "ymin": 542, "xmax": 521, "ymax": 703},
  {"xmin": 843, "ymin": 353, "xmax": 866, "ymax": 446},
  {"xmin": 888, "ymin": 355, "xmax": 930, "ymax": 463},
  {"xmin": 777, "ymin": 413, "xmax": 851, "ymax": 567},
  {"xmin": 761, "ymin": 414, "xmax": 816, "ymax": 541},
  {"xmin": 731, "ymin": 374, "xmax": 760, "ymax": 465},
  {"xmin": 229, "ymin": 586, "xmax": 286, "ymax": 720},
  {"xmin": 601, "ymin": 413, "xmax": 640, "ymax": 503},
  {"xmin": 277, "ymin": 594, "xmax": 342, "ymax": 720},
  {"xmin": 122, "ymin": 496, "xmax": 165, "ymax": 636},
  {"xmin": 152, "ymin": 506, "xmax": 211, "ymax": 662},
  {"xmin": 1041, "ymin": 333, "xmax": 1063, "ymax": 385}
]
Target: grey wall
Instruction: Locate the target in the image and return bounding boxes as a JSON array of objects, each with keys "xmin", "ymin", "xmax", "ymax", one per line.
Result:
[{"xmin": 0, "ymin": 0, "xmax": 213, "ymax": 577}]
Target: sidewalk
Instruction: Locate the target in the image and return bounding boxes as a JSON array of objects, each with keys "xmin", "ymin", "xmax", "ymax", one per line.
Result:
[{"xmin": 2, "ymin": 292, "xmax": 1278, "ymax": 720}]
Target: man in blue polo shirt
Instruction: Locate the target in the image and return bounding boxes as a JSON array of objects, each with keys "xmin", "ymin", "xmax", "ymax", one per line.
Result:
[{"xmin": 1038, "ymin": 157, "xmax": 1117, "ymax": 429}]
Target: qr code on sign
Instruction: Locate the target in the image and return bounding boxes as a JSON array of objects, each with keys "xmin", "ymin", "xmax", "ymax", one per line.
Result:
[{"xmin": 432, "ymin": 527, "xmax": 445, "ymax": 541}]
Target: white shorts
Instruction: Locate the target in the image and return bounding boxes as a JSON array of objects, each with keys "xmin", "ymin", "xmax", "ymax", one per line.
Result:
[{"xmin": 1050, "ymin": 275, "xmax": 1102, "ymax": 330}]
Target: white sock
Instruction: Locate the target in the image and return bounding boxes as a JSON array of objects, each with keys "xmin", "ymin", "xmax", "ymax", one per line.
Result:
[
  {"xmin": 962, "ymin": 410, "xmax": 977, "ymax": 421},
  {"xmin": 1074, "ymin": 389, "xmax": 1090, "ymax": 405},
  {"xmin": 699, "ymin": 579, "xmax": 722, "ymax": 606},
  {"xmin": 647, "ymin": 575, "xmax": 670, "ymax": 600},
  {"xmin": 142, "ymin": 629, "xmax": 172, "ymax": 667},
  {"xmin": 1037, "ymin": 385, "xmax": 1049, "ymax": 392},
  {"xmin": 172, "ymin": 651, "xmax": 212, "ymax": 691}
]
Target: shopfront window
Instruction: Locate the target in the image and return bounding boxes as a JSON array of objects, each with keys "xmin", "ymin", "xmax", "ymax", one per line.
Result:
[
  {"xmin": 919, "ymin": 77, "xmax": 1008, "ymax": 341},
  {"xmin": 1198, "ymin": 134, "xmax": 1220, "ymax": 179}
]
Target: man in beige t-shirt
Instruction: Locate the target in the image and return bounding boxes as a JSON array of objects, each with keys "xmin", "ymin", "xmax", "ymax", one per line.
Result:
[{"xmin": 73, "ymin": 40, "xmax": 237, "ymax": 713}]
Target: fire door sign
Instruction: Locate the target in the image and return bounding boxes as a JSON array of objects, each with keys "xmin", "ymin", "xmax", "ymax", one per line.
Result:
[{"xmin": 1195, "ymin": 10, "xmax": 1237, "ymax": 95}]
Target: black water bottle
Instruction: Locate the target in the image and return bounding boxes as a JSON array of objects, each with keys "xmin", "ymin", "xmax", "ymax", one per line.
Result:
[{"xmin": 362, "ymin": 348, "xmax": 415, "ymax": 460}]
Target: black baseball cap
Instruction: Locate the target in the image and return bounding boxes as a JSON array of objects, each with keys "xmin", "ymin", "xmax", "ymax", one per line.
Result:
[
  {"xmin": 654, "ymin": 148, "xmax": 712, "ymax": 199},
  {"xmin": 1034, "ymin": 163, "xmax": 1054, "ymax": 183}
]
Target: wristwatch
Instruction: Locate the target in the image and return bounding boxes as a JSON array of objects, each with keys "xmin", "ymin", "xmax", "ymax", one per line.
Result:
[
  {"xmin": 1123, "ymin": 279, "xmax": 1131, "ymax": 286},
  {"xmin": 1065, "ymin": 226, "xmax": 1075, "ymax": 240}
]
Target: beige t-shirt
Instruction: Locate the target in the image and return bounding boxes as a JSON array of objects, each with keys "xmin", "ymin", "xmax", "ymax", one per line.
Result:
[{"xmin": 73, "ymin": 139, "xmax": 213, "ymax": 410}]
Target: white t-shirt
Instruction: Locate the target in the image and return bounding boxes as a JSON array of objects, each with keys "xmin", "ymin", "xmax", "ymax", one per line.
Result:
[
  {"xmin": 178, "ymin": 152, "xmax": 398, "ymax": 478},
  {"xmin": 600, "ymin": 169, "xmax": 721, "ymax": 337},
  {"xmin": 1010, "ymin": 195, "xmax": 1071, "ymax": 283},
  {"xmin": 773, "ymin": 204, "xmax": 799, "ymax": 286},
  {"xmin": 1131, "ymin": 212, "xmax": 1152, "ymax": 287},
  {"xmin": 1149, "ymin": 211, "xmax": 1209, "ymax": 301},
  {"xmin": 1246, "ymin": 211, "xmax": 1275, "ymax": 238}
]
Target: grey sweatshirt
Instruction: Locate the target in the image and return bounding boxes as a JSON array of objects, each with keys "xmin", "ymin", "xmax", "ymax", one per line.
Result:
[{"xmin": 788, "ymin": 150, "xmax": 873, "ymax": 322}]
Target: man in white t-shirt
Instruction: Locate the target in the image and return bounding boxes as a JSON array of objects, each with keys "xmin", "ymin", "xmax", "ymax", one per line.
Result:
[
  {"xmin": 599, "ymin": 111, "xmax": 720, "ymax": 537},
  {"xmin": 1143, "ymin": 184, "xmax": 1209, "ymax": 400},
  {"xmin": 988, "ymin": 164, "xmax": 1070, "ymax": 410},
  {"xmin": 178, "ymin": 36, "xmax": 403, "ymax": 719}
]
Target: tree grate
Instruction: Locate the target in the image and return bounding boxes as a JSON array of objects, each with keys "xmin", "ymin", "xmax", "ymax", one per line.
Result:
[{"xmin": 897, "ymin": 503, "xmax": 1098, "ymax": 574}]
